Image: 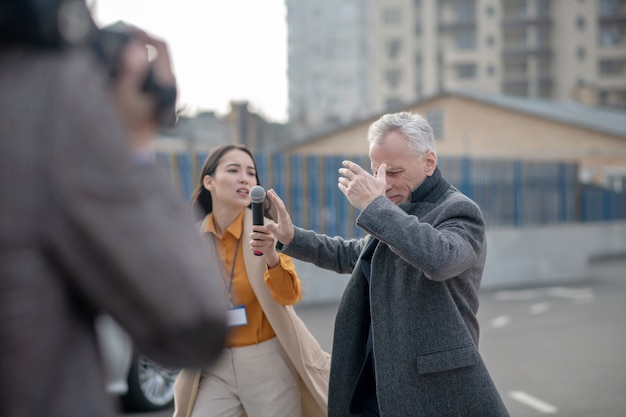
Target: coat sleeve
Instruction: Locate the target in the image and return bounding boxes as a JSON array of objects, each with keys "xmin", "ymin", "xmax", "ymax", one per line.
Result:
[
  {"xmin": 44, "ymin": 52, "xmax": 227, "ymax": 369},
  {"xmin": 279, "ymin": 227, "xmax": 365, "ymax": 275},
  {"xmin": 356, "ymin": 194, "xmax": 485, "ymax": 281}
]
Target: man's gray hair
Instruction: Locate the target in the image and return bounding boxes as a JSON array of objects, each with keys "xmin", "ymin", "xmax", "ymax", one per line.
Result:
[{"xmin": 367, "ymin": 111, "xmax": 436, "ymax": 155}]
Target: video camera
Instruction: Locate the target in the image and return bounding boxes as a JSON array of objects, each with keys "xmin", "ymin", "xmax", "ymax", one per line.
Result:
[
  {"xmin": 0, "ymin": 0, "xmax": 177, "ymax": 126},
  {"xmin": 91, "ymin": 23, "xmax": 178, "ymax": 127}
]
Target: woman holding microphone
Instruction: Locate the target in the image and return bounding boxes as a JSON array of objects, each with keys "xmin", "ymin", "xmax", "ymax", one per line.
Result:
[{"xmin": 173, "ymin": 144, "xmax": 329, "ymax": 417}]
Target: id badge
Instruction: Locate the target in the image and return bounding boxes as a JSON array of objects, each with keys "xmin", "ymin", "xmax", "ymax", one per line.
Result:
[{"xmin": 227, "ymin": 305, "xmax": 248, "ymax": 327}]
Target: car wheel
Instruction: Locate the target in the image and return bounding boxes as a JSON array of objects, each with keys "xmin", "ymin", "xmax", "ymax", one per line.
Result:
[{"xmin": 121, "ymin": 353, "xmax": 179, "ymax": 411}]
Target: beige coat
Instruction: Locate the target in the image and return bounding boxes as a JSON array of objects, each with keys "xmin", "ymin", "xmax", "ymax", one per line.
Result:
[{"xmin": 173, "ymin": 209, "xmax": 330, "ymax": 417}]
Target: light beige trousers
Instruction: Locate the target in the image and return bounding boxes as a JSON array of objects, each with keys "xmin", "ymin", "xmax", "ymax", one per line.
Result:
[{"xmin": 190, "ymin": 337, "xmax": 302, "ymax": 417}]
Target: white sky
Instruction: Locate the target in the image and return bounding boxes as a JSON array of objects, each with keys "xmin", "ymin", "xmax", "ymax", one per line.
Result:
[{"xmin": 90, "ymin": 0, "xmax": 288, "ymax": 122}]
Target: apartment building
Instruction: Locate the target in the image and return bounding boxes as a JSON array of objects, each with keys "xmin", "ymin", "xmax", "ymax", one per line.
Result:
[
  {"xmin": 286, "ymin": 0, "xmax": 371, "ymax": 133},
  {"xmin": 287, "ymin": 0, "xmax": 626, "ymax": 134}
]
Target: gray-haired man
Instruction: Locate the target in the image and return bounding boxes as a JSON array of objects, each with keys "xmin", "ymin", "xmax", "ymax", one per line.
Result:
[{"xmin": 266, "ymin": 112, "xmax": 510, "ymax": 417}]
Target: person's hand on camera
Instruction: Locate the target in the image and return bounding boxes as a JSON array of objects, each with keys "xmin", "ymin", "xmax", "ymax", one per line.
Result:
[
  {"xmin": 112, "ymin": 29, "xmax": 176, "ymax": 150},
  {"xmin": 134, "ymin": 30, "xmax": 175, "ymax": 89}
]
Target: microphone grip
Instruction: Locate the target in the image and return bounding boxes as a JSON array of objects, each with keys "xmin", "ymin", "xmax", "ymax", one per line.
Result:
[{"xmin": 252, "ymin": 202, "xmax": 264, "ymax": 256}]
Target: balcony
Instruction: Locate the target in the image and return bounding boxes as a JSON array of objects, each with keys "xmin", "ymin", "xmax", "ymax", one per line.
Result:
[
  {"xmin": 501, "ymin": 16, "xmax": 552, "ymax": 28},
  {"xmin": 501, "ymin": 80, "xmax": 529, "ymax": 96},
  {"xmin": 438, "ymin": 20, "xmax": 476, "ymax": 33},
  {"xmin": 598, "ymin": 15, "xmax": 626, "ymax": 25},
  {"xmin": 501, "ymin": 46, "xmax": 552, "ymax": 59},
  {"xmin": 502, "ymin": 67, "xmax": 528, "ymax": 82},
  {"xmin": 537, "ymin": 77, "xmax": 554, "ymax": 89}
]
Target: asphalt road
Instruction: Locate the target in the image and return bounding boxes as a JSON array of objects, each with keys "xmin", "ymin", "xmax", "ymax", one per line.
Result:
[
  {"xmin": 124, "ymin": 256, "xmax": 626, "ymax": 417},
  {"xmin": 475, "ymin": 256, "xmax": 626, "ymax": 417}
]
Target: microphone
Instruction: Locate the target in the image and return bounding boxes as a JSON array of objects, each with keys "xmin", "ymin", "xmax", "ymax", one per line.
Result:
[{"xmin": 250, "ymin": 185, "xmax": 266, "ymax": 256}]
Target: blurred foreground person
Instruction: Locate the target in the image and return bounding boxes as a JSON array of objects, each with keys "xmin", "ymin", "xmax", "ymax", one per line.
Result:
[
  {"xmin": 0, "ymin": 1, "xmax": 227, "ymax": 417},
  {"xmin": 173, "ymin": 145, "xmax": 329, "ymax": 417},
  {"xmin": 266, "ymin": 112, "xmax": 510, "ymax": 416}
]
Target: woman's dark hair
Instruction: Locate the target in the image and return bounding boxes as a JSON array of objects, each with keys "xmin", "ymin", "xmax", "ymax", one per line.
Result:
[{"xmin": 190, "ymin": 144, "xmax": 275, "ymax": 221}]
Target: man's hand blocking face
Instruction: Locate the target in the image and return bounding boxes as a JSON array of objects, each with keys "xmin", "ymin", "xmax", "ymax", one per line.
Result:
[{"xmin": 338, "ymin": 160, "xmax": 387, "ymax": 211}]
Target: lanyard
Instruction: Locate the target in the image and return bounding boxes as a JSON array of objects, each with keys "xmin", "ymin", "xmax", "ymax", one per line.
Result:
[{"xmin": 210, "ymin": 233, "xmax": 240, "ymax": 308}]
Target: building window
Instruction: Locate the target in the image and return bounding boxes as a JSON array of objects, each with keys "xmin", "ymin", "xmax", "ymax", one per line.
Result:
[
  {"xmin": 387, "ymin": 38, "xmax": 402, "ymax": 60},
  {"xmin": 576, "ymin": 16, "xmax": 586, "ymax": 31},
  {"xmin": 486, "ymin": 35, "xmax": 495, "ymax": 46},
  {"xmin": 383, "ymin": 7, "xmax": 402, "ymax": 24},
  {"xmin": 615, "ymin": 90, "xmax": 626, "ymax": 108},
  {"xmin": 599, "ymin": 26, "xmax": 624, "ymax": 47},
  {"xmin": 385, "ymin": 98, "xmax": 403, "ymax": 110},
  {"xmin": 415, "ymin": 22, "xmax": 422, "ymax": 35},
  {"xmin": 536, "ymin": 0, "xmax": 550, "ymax": 17},
  {"xmin": 456, "ymin": 30, "xmax": 477, "ymax": 50},
  {"xmin": 504, "ymin": 60, "xmax": 528, "ymax": 76},
  {"xmin": 577, "ymin": 46, "xmax": 586, "ymax": 61},
  {"xmin": 599, "ymin": 59, "xmax": 626, "ymax": 76},
  {"xmin": 456, "ymin": 63, "xmax": 477, "ymax": 79},
  {"xmin": 538, "ymin": 85, "xmax": 552, "ymax": 98},
  {"xmin": 537, "ymin": 59, "xmax": 551, "ymax": 77},
  {"xmin": 598, "ymin": 90, "xmax": 626, "ymax": 108},
  {"xmin": 427, "ymin": 109, "xmax": 444, "ymax": 140},
  {"xmin": 486, "ymin": 5, "xmax": 495, "ymax": 16},
  {"xmin": 503, "ymin": 29, "xmax": 527, "ymax": 48},
  {"xmin": 599, "ymin": 0, "xmax": 624, "ymax": 17},
  {"xmin": 503, "ymin": 0, "xmax": 527, "ymax": 19},
  {"xmin": 455, "ymin": 2, "xmax": 476, "ymax": 21},
  {"xmin": 385, "ymin": 68, "xmax": 403, "ymax": 88},
  {"xmin": 537, "ymin": 28, "xmax": 550, "ymax": 47},
  {"xmin": 487, "ymin": 65, "xmax": 496, "ymax": 76},
  {"xmin": 503, "ymin": 83, "xmax": 528, "ymax": 96},
  {"xmin": 607, "ymin": 174, "xmax": 626, "ymax": 193}
]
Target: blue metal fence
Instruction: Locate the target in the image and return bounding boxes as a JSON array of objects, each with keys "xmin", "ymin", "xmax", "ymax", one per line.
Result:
[
  {"xmin": 162, "ymin": 152, "xmax": 626, "ymax": 237},
  {"xmin": 581, "ymin": 184, "xmax": 626, "ymax": 221}
]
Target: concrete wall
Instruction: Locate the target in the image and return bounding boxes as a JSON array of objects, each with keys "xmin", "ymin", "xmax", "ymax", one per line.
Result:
[
  {"xmin": 296, "ymin": 221, "xmax": 626, "ymax": 306},
  {"xmin": 482, "ymin": 220, "xmax": 626, "ymax": 289}
]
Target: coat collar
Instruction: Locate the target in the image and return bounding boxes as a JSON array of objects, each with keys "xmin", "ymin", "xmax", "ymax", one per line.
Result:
[{"xmin": 405, "ymin": 166, "xmax": 450, "ymax": 206}]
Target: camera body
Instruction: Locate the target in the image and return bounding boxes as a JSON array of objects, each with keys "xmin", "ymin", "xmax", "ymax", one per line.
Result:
[
  {"xmin": 0, "ymin": 0, "xmax": 177, "ymax": 127},
  {"xmin": 90, "ymin": 25, "xmax": 133, "ymax": 80},
  {"xmin": 91, "ymin": 24, "xmax": 178, "ymax": 127}
]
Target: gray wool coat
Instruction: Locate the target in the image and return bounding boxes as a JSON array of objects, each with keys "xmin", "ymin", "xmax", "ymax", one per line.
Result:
[{"xmin": 281, "ymin": 168, "xmax": 510, "ymax": 417}]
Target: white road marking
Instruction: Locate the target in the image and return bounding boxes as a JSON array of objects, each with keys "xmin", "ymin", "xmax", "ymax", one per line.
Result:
[
  {"xmin": 547, "ymin": 287, "xmax": 594, "ymax": 301},
  {"xmin": 509, "ymin": 391, "xmax": 559, "ymax": 414},
  {"xmin": 495, "ymin": 289, "xmax": 544, "ymax": 301},
  {"xmin": 494, "ymin": 287, "xmax": 594, "ymax": 302},
  {"xmin": 529, "ymin": 302, "xmax": 550, "ymax": 314},
  {"xmin": 490, "ymin": 315, "xmax": 511, "ymax": 328}
]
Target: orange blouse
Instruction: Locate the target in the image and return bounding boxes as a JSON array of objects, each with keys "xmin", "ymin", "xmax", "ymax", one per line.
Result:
[{"xmin": 204, "ymin": 210, "xmax": 302, "ymax": 347}]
